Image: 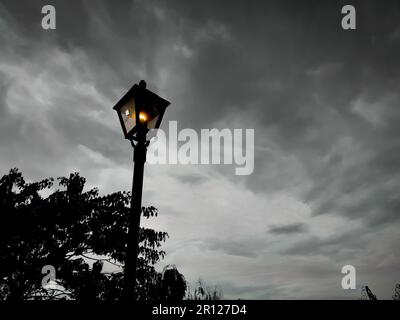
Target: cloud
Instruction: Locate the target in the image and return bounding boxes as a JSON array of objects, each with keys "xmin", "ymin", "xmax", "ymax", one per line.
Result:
[{"xmin": 269, "ymin": 223, "xmax": 308, "ymax": 235}]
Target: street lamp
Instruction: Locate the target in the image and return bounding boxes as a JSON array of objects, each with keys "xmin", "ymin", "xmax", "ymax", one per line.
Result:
[{"xmin": 113, "ymin": 80, "xmax": 170, "ymax": 300}]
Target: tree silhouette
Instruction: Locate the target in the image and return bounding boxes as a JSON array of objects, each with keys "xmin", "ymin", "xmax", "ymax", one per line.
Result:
[
  {"xmin": 156, "ymin": 265, "xmax": 187, "ymax": 301},
  {"xmin": 186, "ymin": 279, "xmax": 222, "ymax": 300},
  {"xmin": 0, "ymin": 168, "xmax": 184, "ymax": 300},
  {"xmin": 361, "ymin": 284, "xmax": 400, "ymax": 300},
  {"xmin": 392, "ymin": 283, "xmax": 400, "ymax": 300}
]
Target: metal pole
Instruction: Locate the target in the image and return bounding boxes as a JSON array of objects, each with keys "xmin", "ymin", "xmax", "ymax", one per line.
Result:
[{"xmin": 124, "ymin": 128, "xmax": 147, "ymax": 301}]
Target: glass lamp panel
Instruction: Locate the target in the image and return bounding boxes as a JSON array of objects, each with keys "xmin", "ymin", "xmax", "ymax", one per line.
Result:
[
  {"xmin": 147, "ymin": 114, "xmax": 160, "ymax": 130},
  {"xmin": 140, "ymin": 104, "xmax": 161, "ymax": 129},
  {"xmin": 120, "ymin": 97, "xmax": 137, "ymax": 135}
]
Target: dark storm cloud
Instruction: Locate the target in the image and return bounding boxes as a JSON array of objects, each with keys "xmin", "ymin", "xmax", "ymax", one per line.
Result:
[
  {"xmin": 221, "ymin": 1, "xmax": 400, "ymax": 228},
  {"xmin": 269, "ymin": 223, "xmax": 308, "ymax": 235},
  {"xmin": 204, "ymin": 237, "xmax": 267, "ymax": 258},
  {"xmin": 283, "ymin": 231, "xmax": 365, "ymax": 257}
]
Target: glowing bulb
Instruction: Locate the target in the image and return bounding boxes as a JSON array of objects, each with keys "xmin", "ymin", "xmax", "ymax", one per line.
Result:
[
  {"xmin": 139, "ymin": 112, "xmax": 147, "ymax": 122},
  {"xmin": 125, "ymin": 109, "xmax": 130, "ymax": 116}
]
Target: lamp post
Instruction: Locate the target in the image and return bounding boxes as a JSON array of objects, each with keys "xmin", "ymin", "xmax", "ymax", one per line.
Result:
[{"xmin": 113, "ymin": 80, "xmax": 170, "ymax": 301}]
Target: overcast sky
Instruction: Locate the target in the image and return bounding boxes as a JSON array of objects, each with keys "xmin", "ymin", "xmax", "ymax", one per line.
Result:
[{"xmin": 1, "ymin": 0, "xmax": 400, "ymax": 299}]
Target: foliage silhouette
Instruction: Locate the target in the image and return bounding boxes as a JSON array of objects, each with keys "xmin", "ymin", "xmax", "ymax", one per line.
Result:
[
  {"xmin": 361, "ymin": 286, "xmax": 378, "ymax": 300},
  {"xmin": 361, "ymin": 284, "xmax": 400, "ymax": 300},
  {"xmin": 393, "ymin": 283, "xmax": 400, "ymax": 300},
  {"xmin": 186, "ymin": 279, "xmax": 222, "ymax": 300},
  {"xmin": 0, "ymin": 168, "xmax": 185, "ymax": 300}
]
